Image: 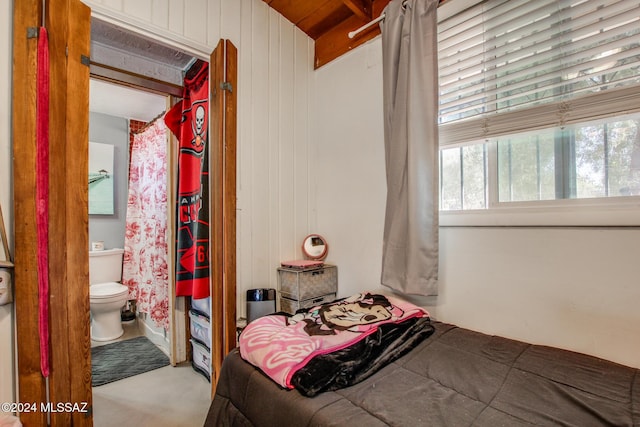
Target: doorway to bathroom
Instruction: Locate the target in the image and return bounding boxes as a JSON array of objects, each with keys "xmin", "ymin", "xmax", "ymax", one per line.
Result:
[
  {"xmin": 87, "ymin": 16, "xmax": 239, "ymax": 393},
  {"xmin": 89, "ymin": 78, "xmax": 173, "ymax": 355},
  {"xmin": 88, "ymin": 17, "xmax": 191, "ymax": 364},
  {"xmin": 13, "ymin": 2, "xmax": 237, "ymax": 422}
]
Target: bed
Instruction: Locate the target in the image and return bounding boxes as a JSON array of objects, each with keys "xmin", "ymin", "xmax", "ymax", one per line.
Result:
[{"xmin": 206, "ymin": 297, "xmax": 640, "ymax": 426}]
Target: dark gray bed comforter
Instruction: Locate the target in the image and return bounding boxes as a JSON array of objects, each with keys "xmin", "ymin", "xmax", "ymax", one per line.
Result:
[{"xmin": 205, "ymin": 321, "xmax": 640, "ymax": 426}]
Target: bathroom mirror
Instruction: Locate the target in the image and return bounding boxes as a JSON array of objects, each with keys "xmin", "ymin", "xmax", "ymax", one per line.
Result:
[{"xmin": 302, "ymin": 234, "xmax": 328, "ymax": 260}]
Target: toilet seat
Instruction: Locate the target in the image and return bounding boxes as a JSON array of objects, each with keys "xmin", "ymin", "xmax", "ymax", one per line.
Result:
[{"xmin": 90, "ymin": 282, "xmax": 128, "ymax": 299}]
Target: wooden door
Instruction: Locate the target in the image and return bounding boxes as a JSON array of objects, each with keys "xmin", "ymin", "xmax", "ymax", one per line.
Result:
[
  {"xmin": 13, "ymin": 7, "xmax": 238, "ymax": 425},
  {"xmin": 13, "ymin": 0, "xmax": 92, "ymax": 425},
  {"xmin": 209, "ymin": 39, "xmax": 237, "ymax": 394}
]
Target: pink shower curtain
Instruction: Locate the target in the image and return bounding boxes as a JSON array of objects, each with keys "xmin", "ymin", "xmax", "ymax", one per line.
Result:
[{"xmin": 122, "ymin": 118, "xmax": 170, "ymax": 330}]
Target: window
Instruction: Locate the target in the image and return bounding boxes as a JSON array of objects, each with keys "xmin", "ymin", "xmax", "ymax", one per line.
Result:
[
  {"xmin": 437, "ymin": 0, "xmax": 640, "ymax": 225},
  {"xmin": 440, "ymin": 144, "xmax": 487, "ymax": 210},
  {"xmin": 496, "ymin": 117, "xmax": 640, "ymax": 202}
]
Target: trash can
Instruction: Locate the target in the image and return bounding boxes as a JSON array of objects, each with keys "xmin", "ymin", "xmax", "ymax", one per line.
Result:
[
  {"xmin": 121, "ymin": 299, "xmax": 136, "ymax": 322},
  {"xmin": 246, "ymin": 288, "xmax": 276, "ymax": 323}
]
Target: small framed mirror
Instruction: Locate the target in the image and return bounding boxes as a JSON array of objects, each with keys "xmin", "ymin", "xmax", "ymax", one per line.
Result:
[{"xmin": 302, "ymin": 234, "xmax": 328, "ymax": 260}]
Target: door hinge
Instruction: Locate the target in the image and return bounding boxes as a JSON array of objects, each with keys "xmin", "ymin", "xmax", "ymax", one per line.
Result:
[
  {"xmin": 81, "ymin": 55, "xmax": 91, "ymax": 67},
  {"xmin": 220, "ymin": 82, "xmax": 233, "ymax": 92},
  {"xmin": 27, "ymin": 27, "xmax": 38, "ymax": 39}
]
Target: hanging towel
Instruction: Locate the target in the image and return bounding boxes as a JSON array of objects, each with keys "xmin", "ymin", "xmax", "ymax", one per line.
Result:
[
  {"xmin": 165, "ymin": 60, "xmax": 211, "ymax": 299},
  {"xmin": 36, "ymin": 26, "xmax": 50, "ymax": 377}
]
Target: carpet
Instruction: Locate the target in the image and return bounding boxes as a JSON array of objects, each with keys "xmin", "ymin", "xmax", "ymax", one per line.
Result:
[{"xmin": 91, "ymin": 336, "xmax": 170, "ymax": 386}]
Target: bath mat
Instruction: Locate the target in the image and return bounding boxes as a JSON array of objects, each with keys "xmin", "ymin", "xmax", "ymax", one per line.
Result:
[{"xmin": 91, "ymin": 336, "xmax": 170, "ymax": 386}]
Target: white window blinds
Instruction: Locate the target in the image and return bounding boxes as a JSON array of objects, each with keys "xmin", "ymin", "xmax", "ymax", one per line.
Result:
[{"xmin": 438, "ymin": 0, "xmax": 640, "ymax": 145}]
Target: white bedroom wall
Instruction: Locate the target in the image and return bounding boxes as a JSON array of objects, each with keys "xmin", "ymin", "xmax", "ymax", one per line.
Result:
[
  {"xmin": 82, "ymin": 0, "xmax": 315, "ymax": 318},
  {"xmin": 311, "ymin": 37, "xmax": 640, "ymax": 370},
  {"xmin": 310, "ymin": 39, "xmax": 387, "ymax": 298}
]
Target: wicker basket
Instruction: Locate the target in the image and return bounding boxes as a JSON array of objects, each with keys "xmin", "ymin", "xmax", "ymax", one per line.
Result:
[
  {"xmin": 279, "ymin": 293, "xmax": 337, "ymax": 315},
  {"xmin": 278, "ymin": 265, "xmax": 337, "ymax": 301}
]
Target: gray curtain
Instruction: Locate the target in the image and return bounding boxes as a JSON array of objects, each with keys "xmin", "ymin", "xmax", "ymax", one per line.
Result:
[{"xmin": 380, "ymin": 0, "xmax": 439, "ymax": 296}]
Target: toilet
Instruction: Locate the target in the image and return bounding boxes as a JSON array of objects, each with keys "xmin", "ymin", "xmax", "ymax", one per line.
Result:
[{"xmin": 89, "ymin": 248, "xmax": 129, "ymax": 342}]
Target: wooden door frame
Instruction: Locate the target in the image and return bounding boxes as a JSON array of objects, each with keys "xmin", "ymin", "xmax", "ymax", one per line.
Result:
[
  {"xmin": 13, "ymin": 0, "xmax": 92, "ymax": 425},
  {"xmin": 13, "ymin": 3, "xmax": 237, "ymax": 425},
  {"xmin": 209, "ymin": 39, "xmax": 237, "ymax": 392}
]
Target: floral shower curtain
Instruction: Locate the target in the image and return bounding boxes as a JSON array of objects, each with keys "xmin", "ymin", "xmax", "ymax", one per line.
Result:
[{"xmin": 122, "ymin": 117, "xmax": 170, "ymax": 330}]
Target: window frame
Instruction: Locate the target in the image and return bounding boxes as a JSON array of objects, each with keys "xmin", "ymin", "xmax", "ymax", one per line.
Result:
[
  {"xmin": 440, "ymin": 138, "xmax": 640, "ymax": 227},
  {"xmin": 437, "ymin": 0, "xmax": 640, "ymax": 227}
]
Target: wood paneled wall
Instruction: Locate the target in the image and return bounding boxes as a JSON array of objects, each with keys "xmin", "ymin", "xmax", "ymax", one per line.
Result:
[{"xmin": 81, "ymin": 0, "xmax": 314, "ymax": 318}]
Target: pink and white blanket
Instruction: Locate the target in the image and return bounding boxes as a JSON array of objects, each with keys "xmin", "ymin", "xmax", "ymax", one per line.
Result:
[{"xmin": 239, "ymin": 292, "xmax": 429, "ymax": 389}]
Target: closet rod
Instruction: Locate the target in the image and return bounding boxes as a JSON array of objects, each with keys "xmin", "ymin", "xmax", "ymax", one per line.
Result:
[
  {"xmin": 348, "ymin": 0, "xmax": 408, "ymax": 39},
  {"xmin": 348, "ymin": 0, "xmax": 444, "ymax": 39},
  {"xmin": 132, "ymin": 110, "xmax": 167, "ymax": 134}
]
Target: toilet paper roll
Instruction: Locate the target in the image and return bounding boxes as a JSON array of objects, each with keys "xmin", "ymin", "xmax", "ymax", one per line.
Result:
[{"xmin": 0, "ymin": 268, "xmax": 12, "ymax": 306}]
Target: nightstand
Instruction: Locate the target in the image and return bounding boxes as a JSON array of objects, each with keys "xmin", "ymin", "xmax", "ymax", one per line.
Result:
[{"xmin": 277, "ymin": 264, "xmax": 338, "ymax": 314}]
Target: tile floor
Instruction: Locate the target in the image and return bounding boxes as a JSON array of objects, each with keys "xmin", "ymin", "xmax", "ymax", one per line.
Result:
[
  {"xmin": 90, "ymin": 319, "xmax": 143, "ymax": 348},
  {"xmin": 91, "ymin": 321, "xmax": 212, "ymax": 427}
]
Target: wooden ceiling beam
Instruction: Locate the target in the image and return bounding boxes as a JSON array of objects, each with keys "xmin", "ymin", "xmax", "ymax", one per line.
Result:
[
  {"xmin": 264, "ymin": 0, "xmax": 336, "ymax": 26},
  {"xmin": 314, "ymin": 14, "xmax": 379, "ymax": 68},
  {"xmin": 269, "ymin": 0, "xmax": 448, "ymax": 68},
  {"xmin": 371, "ymin": 0, "xmax": 392, "ymax": 17},
  {"xmin": 314, "ymin": 0, "xmax": 451, "ymax": 68},
  {"xmin": 341, "ymin": 0, "xmax": 373, "ymax": 22},
  {"xmin": 298, "ymin": 2, "xmax": 354, "ymax": 40},
  {"xmin": 314, "ymin": 0, "xmax": 391, "ymax": 68}
]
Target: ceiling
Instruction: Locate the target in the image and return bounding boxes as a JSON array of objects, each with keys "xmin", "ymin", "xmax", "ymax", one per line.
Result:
[
  {"xmin": 264, "ymin": 0, "xmax": 394, "ymax": 68},
  {"xmin": 89, "ymin": 1, "xmax": 449, "ymax": 120},
  {"xmin": 91, "ymin": 18, "xmax": 196, "ymax": 81},
  {"xmin": 89, "ymin": 18, "xmax": 193, "ymax": 122},
  {"xmin": 89, "ymin": 1, "xmax": 392, "ymax": 120},
  {"xmin": 89, "ymin": 79, "xmax": 167, "ymax": 122}
]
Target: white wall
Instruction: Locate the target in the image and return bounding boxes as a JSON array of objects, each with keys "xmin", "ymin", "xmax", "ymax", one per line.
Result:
[
  {"xmin": 81, "ymin": 0, "xmax": 315, "ymax": 317},
  {"xmin": 436, "ymin": 227, "xmax": 640, "ymax": 369},
  {"xmin": 311, "ymin": 37, "xmax": 640, "ymax": 369},
  {"xmin": 0, "ymin": 0, "xmax": 14, "ymax": 406},
  {"xmin": 310, "ymin": 39, "xmax": 387, "ymax": 297}
]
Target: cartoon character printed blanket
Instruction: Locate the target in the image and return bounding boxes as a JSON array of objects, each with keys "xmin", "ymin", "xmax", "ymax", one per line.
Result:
[{"xmin": 239, "ymin": 292, "xmax": 435, "ymax": 397}]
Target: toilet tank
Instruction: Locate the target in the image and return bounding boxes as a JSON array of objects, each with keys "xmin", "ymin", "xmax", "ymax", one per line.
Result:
[{"xmin": 89, "ymin": 248, "xmax": 124, "ymax": 285}]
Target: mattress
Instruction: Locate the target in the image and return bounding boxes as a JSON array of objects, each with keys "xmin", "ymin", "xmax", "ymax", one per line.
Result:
[{"xmin": 206, "ymin": 321, "xmax": 640, "ymax": 426}]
